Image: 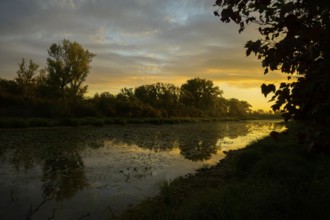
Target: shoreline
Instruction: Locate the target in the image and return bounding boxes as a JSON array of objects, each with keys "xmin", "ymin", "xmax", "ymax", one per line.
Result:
[
  {"xmin": 0, "ymin": 116, "xmax": 282, "ymax": 129},
  {"xmin": 117, "ymin": 126, "xmax": 330, "ymax": 220}
]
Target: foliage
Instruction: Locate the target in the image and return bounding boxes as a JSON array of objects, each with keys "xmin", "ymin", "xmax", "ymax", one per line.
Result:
[
  {"xmin": 0, "ymin": 40, "xmax": 271, "ymax": 120},
  {"xmin": 92, "ymin": 92, "xmax": 116, "ymax": 116},
  {"xmin": 180, "ymin": 77, "xmax": 223, "ymax": 111},
  {"xmin": 0, "ymin": 77, "xmax": 21, "ymax": 96},
  {"xmin": 214, "ymin": 0, "xmax": 330, "ymax": 122},
  {"xmin": 15, "ymin": 58, "xmax": 39, "ymax": 98},
  {"xmin": 134, "ymin": 83, "xmax": 180, "ymax": 110},
  {"xmin": 227, "ymin": 98, "xmax": 252, "ymax": 117},
  {"xmin": 47, "ymin": 39, "xmax": 95, "ymax": 100},
  {"xmin": 0, "ymin": 75, "xmax": 260, "ymax": 119},
  {"xmin": 158, "ymin": 179, "xmax": 173, "ymax": 206}
]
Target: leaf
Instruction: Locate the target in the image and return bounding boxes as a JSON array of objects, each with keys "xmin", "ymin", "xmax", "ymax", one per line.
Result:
[
  {"xmin": 215, "ymin": 0, "xmax": 222, "ymax": 5},
  {"xmin": 245, "ymin": 41, "xmax": 253, "ymax": 56},
  {"xmin": 245, "ymin": 40, "xmax": 262, "ymax": 56},
  {"xmin": 264, "ymin": 68, "xmax": 269, "ymax": 74},
  {"xmin": 279, "ymin": 82, "xmax": 287, "ymax": 88},
  {"xmin": 271, "ymin": 103, "xmax": 281, "ymax": 111},
  {"xmin": 261, "ymin": 83, "xmax": 276, "ymax": 97}
]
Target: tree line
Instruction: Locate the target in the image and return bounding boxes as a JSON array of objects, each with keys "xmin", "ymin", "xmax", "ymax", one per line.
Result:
[{"xmin": 0, "ymin": 39, "xmax": 272, "ymax": 119}]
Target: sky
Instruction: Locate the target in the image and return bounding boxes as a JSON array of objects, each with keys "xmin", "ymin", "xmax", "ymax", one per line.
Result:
[{"xmin": 0, "ymin": 0, "xmax": 287, "ymax": 110}]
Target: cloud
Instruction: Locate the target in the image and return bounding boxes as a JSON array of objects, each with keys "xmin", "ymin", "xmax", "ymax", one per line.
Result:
[{"xmin": 0, "ymin": 0, "xmax": 286, "ymax": 109}]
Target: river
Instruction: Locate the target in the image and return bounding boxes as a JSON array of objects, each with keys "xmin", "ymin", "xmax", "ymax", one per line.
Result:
[{"xmin": 0, "ymin": 120, "xmax": 285, "ymax": 220}]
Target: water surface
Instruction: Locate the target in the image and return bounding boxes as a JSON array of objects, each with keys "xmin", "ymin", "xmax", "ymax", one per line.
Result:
[{"xmin": 0, "ymin": 120, "xmax": 284, "ymax": 219}]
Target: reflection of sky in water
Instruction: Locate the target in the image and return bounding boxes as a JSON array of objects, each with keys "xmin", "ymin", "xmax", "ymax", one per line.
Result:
[
  {"xmin": 0, "ymin": 121, "xmax": 285, "ymax": 219},
  {"xmin": 218, "ymin": 123, "xmax": 286, "ymax": 152}
]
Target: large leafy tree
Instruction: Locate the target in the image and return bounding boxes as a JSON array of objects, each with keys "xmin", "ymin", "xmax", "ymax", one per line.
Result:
[
  {"xmin": 47, "ymin": 39, "xmax": 95, "ymax": 99},
  {"xmin": 180, "ymin": 77, "xmax": 223, "ymax": 110},
  {"xmin": 214, "ymin": 0, "xmax": 330, "ymax": 122},
  {"xmin": 227, "ymin": 98, "xmax": 252, "ymax": 117},
  {"xmin": 134, "ymin": 83, "xmax": 180, "ymax": 108}
]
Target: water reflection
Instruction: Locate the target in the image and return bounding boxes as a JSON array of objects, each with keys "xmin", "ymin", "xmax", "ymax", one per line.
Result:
[
  {"xmin": 0, "ymin": 121, "xmax": 285, "ymax": 219},
  {"xmin": 1, "ymin": 130, "xmax": 91, "ymax": 202},
  {"xmin": 42, "ymin": 150, "xmax": 88, "ymax": 201},
  {"xmin": 10, "ymin": 147, "xmax": 36, "ymax": 171},
  {"xmin": 110, "ymin": 122, "xmax": 251, "ymax": 161}
]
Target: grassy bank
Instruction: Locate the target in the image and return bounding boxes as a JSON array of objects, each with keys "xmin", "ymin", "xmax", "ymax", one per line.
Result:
[
  {"xmin": 118, "ymin": 124, "xmax": 330, "ymax": 220},
  {"xmin": 0, "ymin": 116, "xmax": 278, "ymax": 128}
]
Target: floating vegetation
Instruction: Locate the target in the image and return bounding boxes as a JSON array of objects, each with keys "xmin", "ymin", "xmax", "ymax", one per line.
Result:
[{"xmin": 0, "ymin": 120, "xmax": 285, "ymax": 219}]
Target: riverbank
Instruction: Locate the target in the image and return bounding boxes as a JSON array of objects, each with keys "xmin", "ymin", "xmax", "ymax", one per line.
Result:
[
  {"xmin": 0, "ymin": 115, "xmax": 281, "ymax": 129},
  {"xmin": 118, "ymin": 123, "xmax": 330, "ymax": 220}
]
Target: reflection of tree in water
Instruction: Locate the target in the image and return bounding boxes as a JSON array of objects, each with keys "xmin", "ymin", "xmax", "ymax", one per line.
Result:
[
  {"xmin": 111, "ymin": 129, "xmax": 174, "ymax": 153},
  {"xmin": 179, "ymin": 139, "xmax": 217, "ymax": 161},
  {"xmin": 110, "ymin": 122, "xmax": 251, "ymax": 161},
  {"xmin": 0, "ymin": 132, "xmax": 42, "ymax": 171},
  {"xmin": 221, "ymin": 122, "xmax": 251, "ymax": 139},
  {"xmin": 9, "ymin": 147, "xmax": 37, "ymax": 171},
  {"xmin": 0, "ymin": 121, "xmax": 284, "ymax": 204},
  {"xmin": 42, "ymin": 150, "xmax": 88, "ymax": 201},
  {"xmin": 0, "ymin": 129, "xmax": 90, "ymax": 201},
  {"xmin": 175, "ymin": 124, "xmax": 249, "ymax": 161}
]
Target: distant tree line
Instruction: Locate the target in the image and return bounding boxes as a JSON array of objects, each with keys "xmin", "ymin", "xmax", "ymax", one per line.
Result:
[
  {"xmin": 92, "ymin": 79, "xmax": 254, "ymax": 118},
  {"xmin": 0, "ymin": 39, "xmax": 273, "ymax": 119}
]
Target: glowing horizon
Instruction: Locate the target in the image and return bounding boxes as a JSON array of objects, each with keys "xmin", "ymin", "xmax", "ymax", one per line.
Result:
[{"xmin": 0, "ymin": 0, "xmax": 287, "ymax": 111}]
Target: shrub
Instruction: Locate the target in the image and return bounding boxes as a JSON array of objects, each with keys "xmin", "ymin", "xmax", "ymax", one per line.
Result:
[
  {"xmin": 28, "ymin": 118, "xmax": 55, "ymax": 127},
  {"xmin": 0, "ymin": 118, "xmax": 28, "ymax": 128}
]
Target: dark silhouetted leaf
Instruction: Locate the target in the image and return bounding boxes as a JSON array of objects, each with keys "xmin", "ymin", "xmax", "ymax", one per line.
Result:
[{"xmin": 261, "ymin": 84, "xmax": 276, "ymax": 97}]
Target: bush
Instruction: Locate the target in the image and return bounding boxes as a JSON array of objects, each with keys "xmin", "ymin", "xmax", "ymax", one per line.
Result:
[
  {"xmin": 28, "ymin": 118, "xmax": 55, "ymax": 127},
  {"xmin": 79, "ymin": 117, "xmax": 104, "ymax": 127},
  {"xmin": 104, "ymin": 118, "xmax": 115, "ymax": 125},
  {"xmin": 114, "ymin": 118, "xmax": 127, "ymax": 125},
  {"xmin": 58, "ymin": 118, "xmax": 79, "ymax": 127},
  {"xmin": 0, "ymin": 118, "xmax": 29, "ymax": 128}
]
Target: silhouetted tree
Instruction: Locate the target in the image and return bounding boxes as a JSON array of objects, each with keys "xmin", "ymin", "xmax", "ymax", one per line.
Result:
[
  {"xmin": 15, "ymin": 59, "xmax": 39, "ymax": 98},
  {"xmin": 180, "ymin": 77, "xmax": 223, "ymax": 111},
  {"xmin": 0, "ymin": 78, "xmax": 20, "ymax": 96},
  {"xmin": 227, "ymin": 98, "xmax": 252, "ymax": 117},
  {"xmin": 117, "ymin": 88, "xmax": 135, "ymax": 102},
  {"xmin": 134, "ymin": 84, "xmax": 158, "ymax": 106},
  {"xmin": 93, "ymin": 92, "xmax": 116, "ymax": 116},
  {"xmin": 214, "ymin": 0, "xmax": 330, "ymax": 122},
  {"xmin": 212, "ymin": 97, "xmax": 229, "ymax": 117},
  {"xmin": 134, "ymin": 83, "xmax": 180, "ymax": 116},
  {"xmin": 47, "ymin": 39, "xmax": 95, "ymax": 100}
]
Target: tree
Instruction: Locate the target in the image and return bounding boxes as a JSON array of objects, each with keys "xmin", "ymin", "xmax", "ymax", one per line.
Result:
[
  {"xmin": 134, "ymin": 84, "xmax": 158, "ymax": 106},
  {"xmin": 0, "ymin": 78, "xmax": 20, "ymax": 96},
  {"xmin": 227, "ymin": 98, "xmax": 252, "ymax": 117},
  {"xmin": 214, "ymin": 0, "xmax": 330, "ymax": 122},
  {"xmin": 47, "ymin": 39, "xmax": 95, "ymax": 100},
  {"xmin": 15, "ymin": 58, "xmax": 39, "ymax": 97},
  {"xmin": 134, "ymin": 83, "xmax": 180, "ymax": 108},
  {"xmin": 180, "ymin": 77, "xmax": 223, "ymax": 110},
  {"xmin": 212, "ymin": 97, "xmax": 229, "ymax": 117},
  {"xmin": 116, "ymin": 87, "xmax": 136, "ymax": 103},
  {"xmin": 92, "ymin": 92, "xmax": 116, "ymax": 116}
]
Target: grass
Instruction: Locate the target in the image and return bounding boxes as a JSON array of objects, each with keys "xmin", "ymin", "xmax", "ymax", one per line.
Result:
[
  {"xmin": 117, "ymin": 125, "xmax": 330, "ymax": 220},
  {"xmin": 0, "ymin": 118, "xmax": 31, "ymax": 128},
  {"xmin": 158, "ymin": 179, "xmax": 173, "ymax": 206},
  {"xmin": 0, "ymin": 117, "xmax": 252, "ymax": 129}
]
